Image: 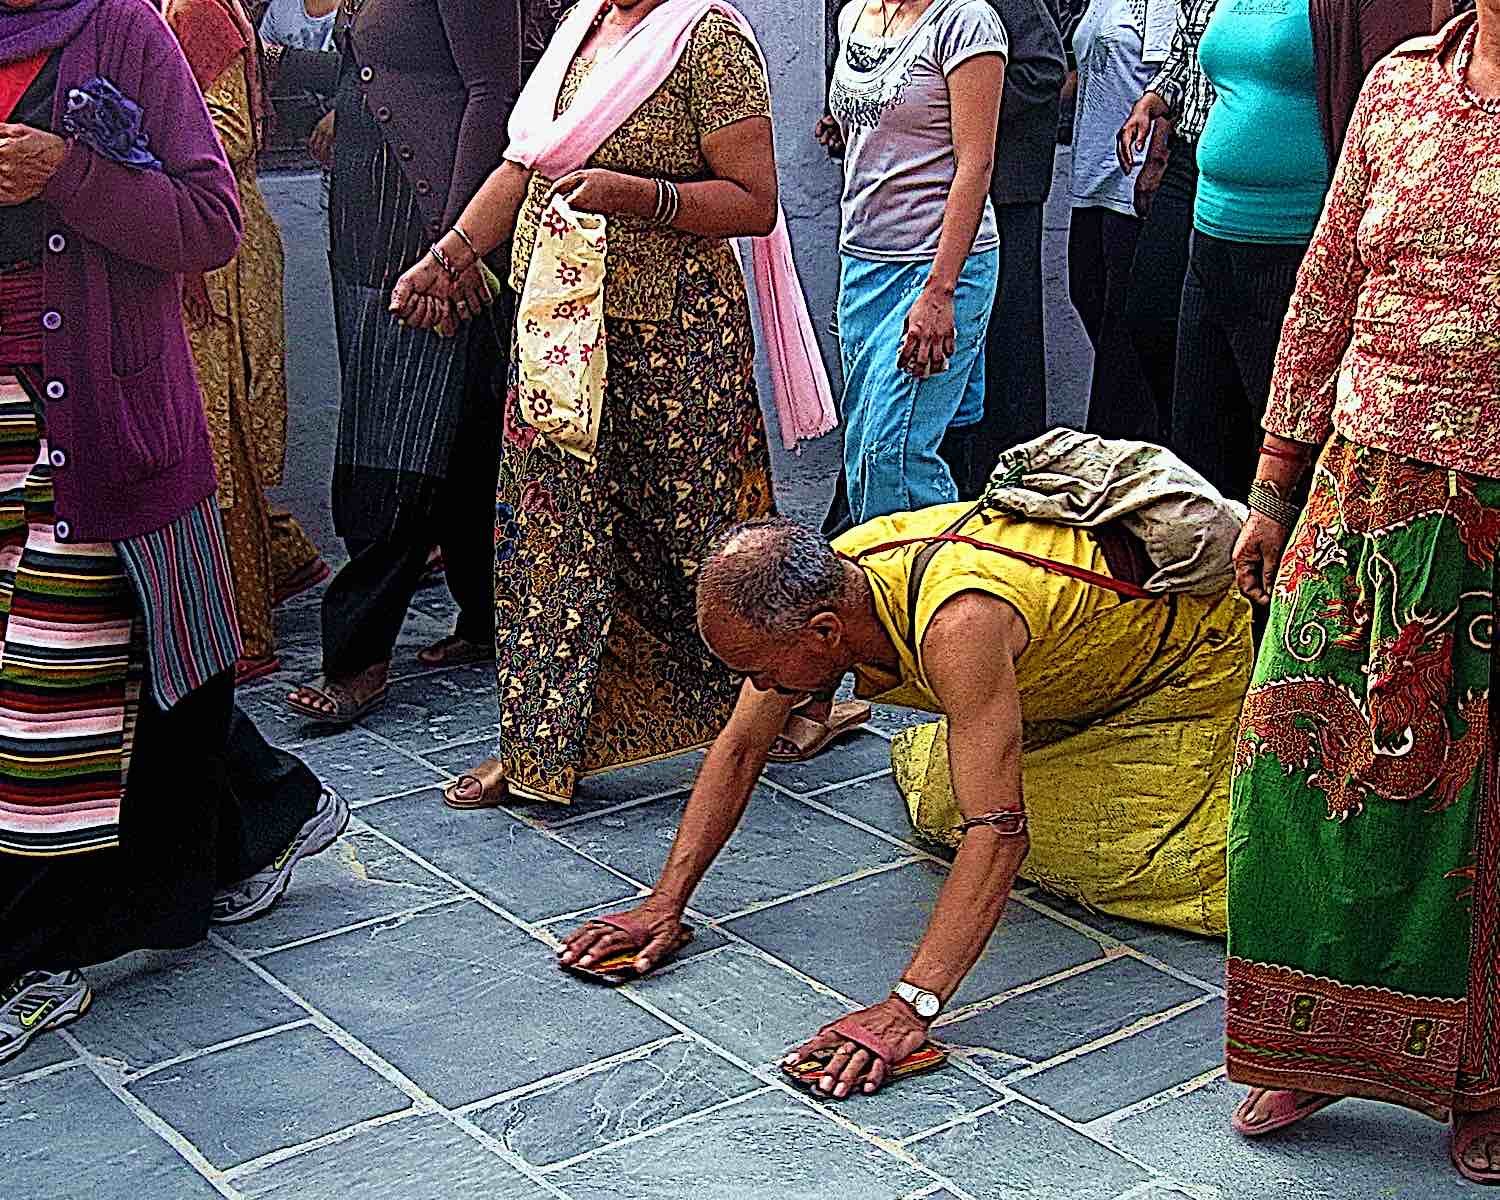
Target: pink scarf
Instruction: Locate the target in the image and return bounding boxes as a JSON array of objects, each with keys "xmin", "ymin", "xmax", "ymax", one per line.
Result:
[{"xmin": 506, "ymin": 0, "xmax": 836, "ymax": 450}]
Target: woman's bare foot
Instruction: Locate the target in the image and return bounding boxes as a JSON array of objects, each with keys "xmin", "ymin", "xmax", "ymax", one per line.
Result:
[
  {"xmin": 1231, "ymin": 1088, "xmax": 1341, "ymax": 1137},
  {"xmin": 286, "ymin": 662, "xmax": 389, "ymax": 724},
  {"xmin": 1453, "ymin": 1110, "xmax": 1500, "ymax": 1183},
  {"xmin": 444, "ymin": 756, "xmax": 507, "ymax": 809}
]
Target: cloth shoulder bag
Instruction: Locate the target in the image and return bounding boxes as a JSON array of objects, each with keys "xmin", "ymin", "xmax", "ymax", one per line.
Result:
[{"xmin": 981, "ymin": 429, "xmax": 1248, "ymax": 595}]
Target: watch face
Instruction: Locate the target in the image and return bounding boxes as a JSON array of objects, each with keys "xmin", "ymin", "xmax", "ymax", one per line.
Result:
[{"xmin": 915, "ymin": 992, "xmax": 940, "ymax": 1018}]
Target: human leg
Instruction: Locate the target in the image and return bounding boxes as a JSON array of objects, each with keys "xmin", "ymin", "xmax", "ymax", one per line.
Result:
[{"xmin": 1084, "ymin": 209, "xmax": 1152, "ymax": 441}]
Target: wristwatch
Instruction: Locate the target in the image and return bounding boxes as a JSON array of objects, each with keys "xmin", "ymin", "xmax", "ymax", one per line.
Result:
[{"xmin": 893, "ymin": 980, "xmax": 942, "ymax": 1020}]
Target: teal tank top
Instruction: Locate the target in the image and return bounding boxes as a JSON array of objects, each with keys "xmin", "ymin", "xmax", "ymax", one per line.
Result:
[{"xmin": 1193, "ymin": 0, "xmax": 1330, "ymax": 243}]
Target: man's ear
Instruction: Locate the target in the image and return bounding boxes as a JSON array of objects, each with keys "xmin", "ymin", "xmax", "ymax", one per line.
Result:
[{"xmin": 805, "ymin": 610, "xmax": 844, "ymax": 645}]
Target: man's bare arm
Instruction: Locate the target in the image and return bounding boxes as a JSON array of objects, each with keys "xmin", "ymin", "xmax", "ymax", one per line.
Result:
[
  {"xmin": 559, "ymin": 682, "xmax": 794, "ymax": 972},
  {"xmin": 901, "ymin": 591, "xmax": 1031, "ymax": 1004}
]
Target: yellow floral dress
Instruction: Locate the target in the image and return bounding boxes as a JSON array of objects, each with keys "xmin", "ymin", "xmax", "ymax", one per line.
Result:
[
  {"xmin": 188, "ymin": 57, "xmax": 322, "ymax": 664},
  {"xmin": 492, "ymin": 13, "xmax": 776, "ymax": 804}
]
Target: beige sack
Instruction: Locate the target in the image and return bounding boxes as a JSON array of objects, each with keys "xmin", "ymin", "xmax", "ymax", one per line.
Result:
[{"xmin": 516, "ymin": 195, "xmax": 608, "ymax": 463}]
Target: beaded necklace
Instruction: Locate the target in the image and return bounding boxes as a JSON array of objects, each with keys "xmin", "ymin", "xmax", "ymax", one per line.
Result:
[{"xmin": 1453, "ymin": 22, "xmax": 1500, "ymax": 115}]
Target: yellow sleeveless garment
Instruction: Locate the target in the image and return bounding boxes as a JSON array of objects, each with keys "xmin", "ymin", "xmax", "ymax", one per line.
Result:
[{"xmin": 832, "ymin": 504, "xmax": 1253, "ymax": 936}]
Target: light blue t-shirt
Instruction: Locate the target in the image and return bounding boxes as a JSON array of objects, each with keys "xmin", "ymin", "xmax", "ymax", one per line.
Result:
[{"xmin": 1193, "ymin": 0, "xmax": 1330, "ymax": 243}]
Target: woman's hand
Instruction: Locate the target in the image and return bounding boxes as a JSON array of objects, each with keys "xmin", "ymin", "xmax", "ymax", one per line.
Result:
[
  {"xmin": 308, "ymin": 110, "xmax": 335, "ymax": 168},
  {"xmin": 1116, "ymin": 93, "xmax": 1166, "ymax": 173},
  {"xmin": 814, "ymin": 114, "xmax": 846, "ymax": 160},
  {"xmin": 390, "ymin": 253, "xmax": 458, "ymax": 335},
  {"xmin": 449, "ymin": 262, "xmax": 493, "ymax": 324},
  {"xmin": 551, "ymin": 168, "xmax": 652, "ymax": 218},
  {"xmin": 0, "ymin": 124, "xmax": 66, "ymax": 205},
  {"xmin": 1233, "ymin": 511, "xmax": 1291, "ymax": 606},
  {"xmin": 899, "ymin": 285, "xmax": 957, "ymax": 379}
]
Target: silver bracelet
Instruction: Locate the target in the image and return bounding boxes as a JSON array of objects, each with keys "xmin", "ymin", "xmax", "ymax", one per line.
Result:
[
  {"xmin": 428, "ymin": 242, "xmax": 458, "ymax": 281},
  {"xmin": 661, "ymin": 180, "xmax": 681, "ymax": 228},
  {"xmin": 1248, "ymin": 480, "xmax": 1299, "ymax": 529},
  {"xmin": 450, "ymin": 223, "xmax": 480, "ymax": 265}
]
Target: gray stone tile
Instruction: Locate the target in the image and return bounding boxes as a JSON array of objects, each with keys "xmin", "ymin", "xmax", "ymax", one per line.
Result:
[
  {"xmin": 0, "ymin": 1029, "xmax": 74, "ymax": 1081},
  {"xmin": 259, "ymin": 901, "xmax": 673, "ymax": 1108},
  {"xmin": 763, "ymin": 730, "xmax": 893, "ymax": 794},
  {"xmin": 808, "ymin": 772, "xmax": 921, "ymax": 843},
  {"xmin": 941, "ymin": 957, "xmax": 1207, "ymax": 1065},
  {"xmin": 839, "ymin": 1062, "xmax": 1005, "ymax": 1143},
  {"xmin": 1027, "ymin": 896, "xmax": 1226, "ymax": 988},
  {"xmin": 220, "ymin": 829, "xmax": 462, "ymax": 953},
  {"xmin": 564, "ymin": 787, "xmax": 911, "ymax": 919},
  {"xmin": 0, "ymin": 1067, "xmax": 221, "ymax": 1197},
  {"xmin": 74, "ymin": 944, "xmax": 303, "ymax": 1072},
  {"xmin": 236, "ymin": 1113, "xmax": 554, "ymax": 1200},
  {"xmin": 292, "ymin": 727, "xmax": 448, "ymax": 803},
  {"xmin": 126, "ymin": 1025, "xmax": 411, "ymax": 1170},
  {"xmin": 642, "ymin": 946, "xmax": 848, "ymax": 1065},
  {"xmin": 472, "ymin": 1039, "xmax": 761, "ymax": 1168},
  {"xmin": 359, "ymin": 664, "xmax": 500, "ymax": 751},
  {"xmin": 548, "ymin": 1091, "xmax": 927, "ymax": 1199},
  {"xmin": 726, "ymin": 862, "xmax": 1106, "ymax": 1008},
  {"xmin": 1011, "ymin": 999, "xmax": 1226, "ymax": 1123},
  {"xmin": 906, "ymin": 1103, "xmax": 1149, "ymax": 1199},
  {"xmin": 1106, "ymin": 1077, "xmax": 1479, "ymax": 1200},
  {"xmin": 357, "ymin": 791, "xmax": 637, "ymax": 922}
]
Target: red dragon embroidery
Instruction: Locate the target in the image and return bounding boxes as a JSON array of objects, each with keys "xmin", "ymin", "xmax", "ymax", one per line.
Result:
[{"xmin": 1237, "ymin": 617, "xmax": 1490, "ymax": 822}]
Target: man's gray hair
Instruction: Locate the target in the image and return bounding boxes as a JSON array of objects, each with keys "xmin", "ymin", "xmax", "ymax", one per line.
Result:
[{"xmin": 699, "ymin": 517, "xmax": 854, "ymax": 633}]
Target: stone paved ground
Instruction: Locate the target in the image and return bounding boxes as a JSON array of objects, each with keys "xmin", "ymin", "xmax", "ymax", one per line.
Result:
[{"xmin": 2, "ymin": 171, "xmax": 1482, "ymax": 1199}]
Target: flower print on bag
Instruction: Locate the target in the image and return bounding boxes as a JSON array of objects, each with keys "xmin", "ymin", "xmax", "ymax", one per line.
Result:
[{"xmin": 555, "ymin": 260, "xmax": 584, "ymax": 288}]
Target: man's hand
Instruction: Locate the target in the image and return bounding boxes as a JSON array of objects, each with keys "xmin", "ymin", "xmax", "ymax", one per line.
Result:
[
  {"xmin": 1132, "ymin": 117, "xmax": 1172, "ymax": 219},
  {"xmin": 558, "ymin": 899, "xmax": 688, "ymax": 977},
  {"xmin": 0, "ymin": 124, "xmax": 66, "ymax": 206},
  {"xmin": 783, "ymin": 998, "xmax": 930, "ymax": 1099}
]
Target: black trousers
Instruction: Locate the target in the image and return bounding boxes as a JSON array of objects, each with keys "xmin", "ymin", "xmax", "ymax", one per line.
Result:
[
  {"xmin": 321, "ymin": 310, "xmax": 505, "ymax": 677},
  {"xmin": 1070, "ymin": 206, "xmax": 1151, "ymax": 443},
  {"xmin": 0, "ymin": 678, "xmax": 320, "ymax": 980},
  {"xmin": 823, "ymin": 202, "xmax": 1048, "ymax": 534},
  {"xmin": 1122, "ymin": 134, "xmax": 1199, "ymax": 446},
  {"xmin": 1171, "ymin": 231, "xmax": 1308, "ymax": 501}
]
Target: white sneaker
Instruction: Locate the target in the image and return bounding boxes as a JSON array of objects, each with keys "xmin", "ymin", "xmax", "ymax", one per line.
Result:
[{"xmin": 212, "ymin": 787, "xmax": 349, "ymax": 925}]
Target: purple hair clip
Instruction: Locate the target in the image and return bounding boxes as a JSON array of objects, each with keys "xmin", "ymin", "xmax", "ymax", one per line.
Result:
[{"xmin": 62, "ymin": 77, "xmax": 162, "ymax": 171}]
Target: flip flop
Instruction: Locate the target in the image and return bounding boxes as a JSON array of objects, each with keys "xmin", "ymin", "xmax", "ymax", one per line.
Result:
[
  {"xmin": 559, "ymin": 911, "xmax": 695, "ymax": 985},
  {"xmin": 271, "ymin": 558, "xmax": 332, "ymax": 608},
  {"xmin": 781, "ymin": 1013, "xmax": 949, "ymax": 1098},
  {"xmin": 416, "ymin": 635, "xmax": 493, "ymax": 669},
  {"xmin": 443, "ymin": 757, "xmax": 508, "ymax": 810},
  {"xmin": 1230, "ymin": 1088, "xmax": 1344, "ymax": 1137},
  {"xmin": 767, "ymin": 700, "xmax": 872, "ymax": 764},
  {"xmin": 234, "ymin": 655, "xmax": 281, "ymax": 687},
  {"xmin": 1452, "ymin": 1112, "xmax": 1500, "ymax": 1184},
  {"xmin": 286, "ymin": 674, "xmax": 389, "ymax": 727}
]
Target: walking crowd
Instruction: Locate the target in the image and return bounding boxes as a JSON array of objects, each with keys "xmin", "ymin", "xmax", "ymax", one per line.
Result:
[{"xmin": 0, "ymin": 0, "xmax": 1495, "ymax": 1184}]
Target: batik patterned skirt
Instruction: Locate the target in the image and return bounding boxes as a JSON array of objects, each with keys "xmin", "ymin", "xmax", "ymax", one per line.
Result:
[
  {"xmin": 1227, "ymin": 434, "xmax": 1499, "ymax": 1118},
  {"xmin": 492, "ymin": 247, "xmax": 775, "ymax": 804}
]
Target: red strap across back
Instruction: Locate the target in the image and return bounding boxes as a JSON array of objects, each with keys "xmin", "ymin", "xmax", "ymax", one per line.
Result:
[
  {"xmin": 842, "ymin": 532, "xmax": 1153, "ymax": 601},
  {"xmin": 0, "ymin": 52, "xmax": 48, "ymax": 123}
]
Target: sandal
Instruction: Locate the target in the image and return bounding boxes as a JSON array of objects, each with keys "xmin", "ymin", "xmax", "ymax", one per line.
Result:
[
  {"xmin": 271, "ymin": 558, "xmax": 332, "ymax": 608},
  {"xmin": 1452, "ymin": 1111, "xmax": 1500, "ymax": 1184},
  {"xmin": 1230, "ymin": 1088, "xmax": 1344, "ymax": 1137},
  {"xmin": 416, "ymin": 635, "xmax": 492, "ymax": 669},
  {"xmin": 420, "ymin": 548, "xmax": 445, "ymax": 587},
  {"xmin": 443, "ymin": 757, "xmax": 508, "ymax": 810},
  {"xmin": 234, "ymin": 655, "xmax": 281, "ymax": 687},
  {"xmin": 286, "ymin": 674, "xmax": 389, "ymax": 727},
  {"xmin": 781, "ymin": 1014, "xmax": 948, "ymax": 1097},
  {"xmin": 559, "ymin": 911, "xmax": 695, "ymax": 985},
  {"xmin": 767, "ymin": 700, "xmax": 871, "ymax": 764}
]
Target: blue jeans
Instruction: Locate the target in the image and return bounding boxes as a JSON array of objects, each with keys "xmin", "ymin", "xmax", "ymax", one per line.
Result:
[{"xmin": 837, "ymin": 248, "xmax": 1000, "ymax": 524}]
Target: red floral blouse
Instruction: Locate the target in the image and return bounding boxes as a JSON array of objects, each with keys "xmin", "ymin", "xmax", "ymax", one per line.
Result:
[{"xmin": 1263, "ymin": 15, "xmax": 1500, "ymax": 481}]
